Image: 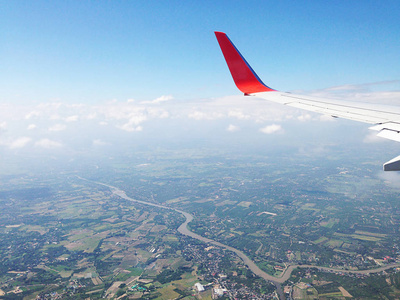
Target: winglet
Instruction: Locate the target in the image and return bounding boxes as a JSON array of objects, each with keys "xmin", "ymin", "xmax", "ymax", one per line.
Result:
[{"xmin": 215, "ymin": 31, "xmax": 274, "ymax": 94}]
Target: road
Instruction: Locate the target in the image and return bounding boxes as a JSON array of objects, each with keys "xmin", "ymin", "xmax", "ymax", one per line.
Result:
[{"xmin": 80, "ymin": 177, "xmax": 400, "ymax": 299}]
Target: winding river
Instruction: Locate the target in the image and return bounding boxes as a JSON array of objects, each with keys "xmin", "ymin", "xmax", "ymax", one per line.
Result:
[{"xmin": 80, "ymin": 177, "xmax": 400, "ymax": 299}]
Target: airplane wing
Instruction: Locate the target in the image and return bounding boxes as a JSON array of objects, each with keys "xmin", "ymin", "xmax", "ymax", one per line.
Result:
[{"xmin": 215, "ymin": 31, "xmax": 400, "ymax": 171}]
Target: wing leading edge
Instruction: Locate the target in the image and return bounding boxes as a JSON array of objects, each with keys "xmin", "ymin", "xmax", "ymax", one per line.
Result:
[{"xmin": 215, "ymin": 31, "xmax": 400, "ymax": 171}]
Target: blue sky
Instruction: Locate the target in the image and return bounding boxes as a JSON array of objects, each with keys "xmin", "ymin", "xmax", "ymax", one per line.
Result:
[{"xmin": 2, "ymin": 0, "xmax": 399, "ymax": 103}]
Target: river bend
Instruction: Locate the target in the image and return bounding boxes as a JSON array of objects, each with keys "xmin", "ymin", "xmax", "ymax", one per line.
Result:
[{"xmin": 80, "ymin": 177, "xmax": 400, "ymax": 299}]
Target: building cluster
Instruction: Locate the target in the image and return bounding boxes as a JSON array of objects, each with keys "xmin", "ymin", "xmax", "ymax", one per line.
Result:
[{"xmin": 182, "ymin": 238, "xmax": 277, "ymax": 299}]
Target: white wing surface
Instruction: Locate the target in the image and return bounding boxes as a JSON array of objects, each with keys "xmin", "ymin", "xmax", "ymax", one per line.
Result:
[{"xmin": 215, "ymin": 31, "xmax": 400, "ymax": 171}]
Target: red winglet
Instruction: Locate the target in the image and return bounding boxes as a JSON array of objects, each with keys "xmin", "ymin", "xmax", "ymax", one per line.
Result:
[{"xmin": 215, "ymin": 31, "xmax": 274, "ymax": 94}]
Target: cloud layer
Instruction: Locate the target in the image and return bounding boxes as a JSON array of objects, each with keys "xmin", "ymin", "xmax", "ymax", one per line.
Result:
[{"xmin": 0, "ymin": 85, "xmax": 399, "ymax": 152}]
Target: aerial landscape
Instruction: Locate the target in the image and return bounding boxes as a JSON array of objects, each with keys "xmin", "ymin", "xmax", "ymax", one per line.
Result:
[
  {"xmin": 2, "ymin": 142, "xmax": 400, "ymax": 299},
  {"xmin": 1, "ymin": 1, "xmax": 400, "ymax": 299}
]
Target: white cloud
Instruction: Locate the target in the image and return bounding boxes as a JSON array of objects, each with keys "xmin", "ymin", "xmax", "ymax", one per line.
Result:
[
  {"xmin": 86, "ymin": 113, "xmax": 97, "ymax": 120},
  {"xmin": 227, "ymin": 124, "xmax": 240, "ymax": 132},
  {"xmin": 65, "ymin": 115, "xmax": 79, "ymax": 122},
  {"xmin": 297, "ymin": 114, "xmax": 311, "ymax": 122},
  {"xmin": 259, "ymin": 124, "xmax": 283, "ymax": 134},
  {"xmin": 99, "ymin": 103, "xmax": 146, "ymax": 122},
  {"xmin": 306, "ymin": 83, "xmax": 400, "ymax": 105},
  {"xmin": 188, "ymin": 111, "xmax": 207, "ymax": 120},
  {"xmin": 158, "ymin": 111, "xmax": 170, "ymax": 119},
  {"xmin": 38, "ymin": 102, "xmax": 62, "ymax": 109},
  {"xmin": 378, "ymin": 171, "xmax": 400, "ymax": 189},
  {"xmin": 0, "ymin": 122, "xmax": 6, "ymax": 131},
  {"xmin": 118, "ymin": 122, "xmax": 144, "ymax": 132},
  {"xmin": 141, "ymin": 95, "xmax": 174, "ymax": 104},
  {"xmin": 363, "ymin": 131, "xmax": 387, "ymax": 144},
  {"xmin": 35, "ymin": 139, "xmax": 62, "ymax": 149},
  {"xmin": 9, "ymin": 137, "xmax": 32, "ymax": 149},
  {"xmin": 188, "ymin": 111, "xmax": 224, "ymax": 120},
  {"xmin": 27, "ymin": 124, "xmax": 37, "ymax": 130},
  {"xmin": 50, "ymin": 114, "xmax": 61, "ymax": 120},
  {"xmin": 117, "ymin": 113, "xmax": 148, "ymax": 132},
  {"xmin": 25, "ymin": 110, "xmax": 40, "ymax": 119},
  {"xmin": 70, "ymin": 103, "xmax": 84, "ymax": 108},
  {"xmin": 49, "ymin": 124, "xmax": 67, "ymax": 132},
  {"xmin": 228, "ymin": 110, "xmax": 250, "ymax": 120}
]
